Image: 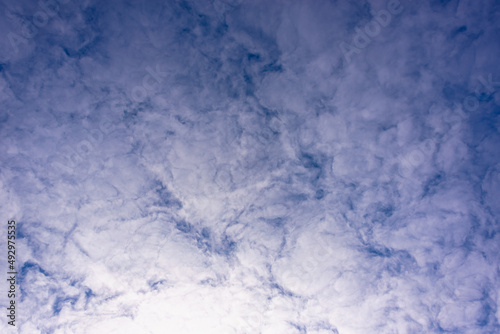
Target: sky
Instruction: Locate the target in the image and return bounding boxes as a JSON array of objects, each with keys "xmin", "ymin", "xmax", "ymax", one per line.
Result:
[{"xmin": 0, "ymin": 0, "xmax": 499, "ymax": 333}]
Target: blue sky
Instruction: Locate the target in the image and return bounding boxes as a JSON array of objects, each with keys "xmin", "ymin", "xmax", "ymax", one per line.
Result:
[{"xmin": 1, "ymin": 0, "xmax": 500, "ymax": 333}]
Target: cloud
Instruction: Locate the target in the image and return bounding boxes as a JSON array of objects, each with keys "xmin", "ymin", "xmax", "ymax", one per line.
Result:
[{"xmin": 1, "ymin": 0, "xmax": 499, "ymax": 333}]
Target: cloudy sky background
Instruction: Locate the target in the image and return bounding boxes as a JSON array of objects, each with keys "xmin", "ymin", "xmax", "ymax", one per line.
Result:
[{"xmin": 0, "ymin": 0, "xmax": 499, "ymax": 333}]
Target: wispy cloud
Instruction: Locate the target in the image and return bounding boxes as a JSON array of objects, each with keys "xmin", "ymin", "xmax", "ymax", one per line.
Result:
[{"xmin": 1, "ymin": 0, "xmax": 499, "ymax": 333}]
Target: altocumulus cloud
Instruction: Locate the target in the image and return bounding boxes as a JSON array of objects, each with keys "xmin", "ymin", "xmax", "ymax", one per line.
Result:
[{"xmin": 0, "ymin": 0, "xmax": 500, "ymax": 333}]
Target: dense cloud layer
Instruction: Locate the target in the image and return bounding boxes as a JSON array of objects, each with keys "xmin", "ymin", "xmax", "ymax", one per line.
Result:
[{"xmin": 1, "ymin": 0, "xmax": 499, "ymax": 333}]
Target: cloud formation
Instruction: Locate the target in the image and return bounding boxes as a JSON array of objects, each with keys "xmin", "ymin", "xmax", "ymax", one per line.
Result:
[{"xmin": 0, "ymin": 0, "xmax": 499, "ymax": 333}]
